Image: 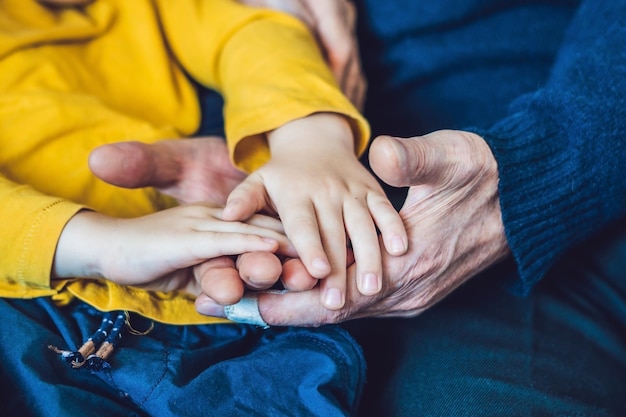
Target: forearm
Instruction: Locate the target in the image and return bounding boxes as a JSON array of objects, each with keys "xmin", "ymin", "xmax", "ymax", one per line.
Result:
[
  {"xmin": 52, "ymin": 210, "xmax": 111, "ymax": 280},
  {"xmin": 267, "ymin": 113, "xmax": 355, "ymax": 158},
  {"xmin": 220, "ymin": 17, "xmax": 367, "ymax": 171}
]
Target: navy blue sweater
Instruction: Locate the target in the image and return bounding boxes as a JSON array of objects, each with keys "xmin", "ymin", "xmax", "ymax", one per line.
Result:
[{"xmin": 357, "ymin": 0, "xmax": 626, "ymax": 293}]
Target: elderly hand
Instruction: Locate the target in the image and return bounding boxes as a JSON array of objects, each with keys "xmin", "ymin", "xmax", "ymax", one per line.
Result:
[
  {"xmin": 196, "ymin": 130, "xmax": 511, "ymax": 325},
  {"xmin": 239, "ymin": 0, "xmax": 366, "ymax": 110},
  {"xmin": 89, "ymin": 137, "xmax": 246, "ymax": 206}
]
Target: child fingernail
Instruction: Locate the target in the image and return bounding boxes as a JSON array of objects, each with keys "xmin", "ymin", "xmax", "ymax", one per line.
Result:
[
  {"xmin": 391, "ymin": 236, "xmax": 406, "ymax": 254},
  {"xmin": 359, "ymin": 273, "xmax": 380, "ymax": 294},
  {"xmin": 312, "ymin": 258, "xmax": 330, "ymax": 273},
  {"xmin": 196, "ymin": 297, "xmax": 224, "ymax": 317}
]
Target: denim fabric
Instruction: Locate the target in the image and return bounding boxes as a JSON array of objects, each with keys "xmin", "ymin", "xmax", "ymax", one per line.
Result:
[
  {"xmin": 0, "ymin": 298, "xmax": 364, "ymax": 417},
  {"xmin": 348, "ymin": 219, "xmax": 626, "ymax": 417}
]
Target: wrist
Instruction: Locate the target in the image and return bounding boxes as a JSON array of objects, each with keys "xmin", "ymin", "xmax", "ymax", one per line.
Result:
[
  {"xmin": 267, "ymin": 112, "xmax": 355, "ymax": 157},
  {"xmin": 52, "ymin": 210, "xmax": 110, "ymax": 279},
  {"xmin": 465, "ymin": 132, "xmax": 511, "ymax": 269}
]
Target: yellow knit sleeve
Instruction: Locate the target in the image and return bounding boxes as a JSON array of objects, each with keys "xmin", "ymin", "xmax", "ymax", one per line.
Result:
[
  {"xmin": 154, "ymin": 0, "xmax": 370, "ymax": 172},
  {"xmin": 0, "ymin": 175, "xmax": 83, "ymax": 297},
  {"xmin": 0, "ymin": 0, "xmax": 177, "ymax": 300},
  {"xmin": 0, "ymin": 93, "xmax": 179, "ymax": 298},
  {"xmin": 0, "ymin": 93, "xmax": 177, "ymax": 298}
]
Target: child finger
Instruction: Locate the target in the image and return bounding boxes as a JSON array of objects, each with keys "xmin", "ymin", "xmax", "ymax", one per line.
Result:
[
  {"xmin": 195, "ymin": 257, "xmax": 245, "ymax": 305},
  {"xmin": 279, "ymin": 200, "xmax": 331, "ymax": 279},
  {"xmin": 314, "ymin": 205, "xmax": 348, "ymax": 310},
  {"xmin": 236, "ymin": 251, "xmax": 283, "ymax": 290},
  {"xmin": 343, "ymin": 200, "xmax": 383, "ymax": 296},
  {"xmin": 194, "ymin": 232, "xmax": 279, "ymax": 259},
  {"xmin": 368, "ymin": 193, "xmax": 408, "ymax": 256}
]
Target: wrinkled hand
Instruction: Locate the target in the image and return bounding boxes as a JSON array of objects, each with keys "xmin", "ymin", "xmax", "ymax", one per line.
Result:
[
  {"xmin": 239, "ymin": 0, "xmax": 366, "ymax": 109},
  {"xmin": 89, "ymin": 137, "xmax": 246, "ymax": 206},
  {"xmin": 197, "ymin": 130, "xmax": 512, "ymax": 325}
]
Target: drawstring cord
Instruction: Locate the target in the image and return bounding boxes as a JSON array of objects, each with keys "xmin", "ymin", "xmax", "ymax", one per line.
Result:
[{"xmin": 48, "ymin": 310, "xmax": 153, "ymax": 372}]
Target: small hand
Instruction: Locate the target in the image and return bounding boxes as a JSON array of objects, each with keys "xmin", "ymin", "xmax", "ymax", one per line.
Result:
[
  {"xmin": 53, "ymin": 204, "xmax": 293, "ymax": 294},
  {"xmin": 222, "ymin": 114, "xmax": 407, "ymax": 310}
]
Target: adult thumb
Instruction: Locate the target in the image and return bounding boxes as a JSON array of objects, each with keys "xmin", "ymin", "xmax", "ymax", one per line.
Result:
[
  {"xmin": 89, "ymin": 141, "xmax": 180, "ymax": 189},
  {"xmin": 369, "ymin": 132, "xmax": 452, "ymax": 188}
]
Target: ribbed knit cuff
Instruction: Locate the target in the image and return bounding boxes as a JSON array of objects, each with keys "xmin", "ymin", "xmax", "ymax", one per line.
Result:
[{"xmin": 472, "ymin": 110, "xmax": 600, "ymax": 295}]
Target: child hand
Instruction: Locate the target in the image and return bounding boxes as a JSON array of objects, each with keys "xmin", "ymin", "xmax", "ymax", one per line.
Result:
[
  {"xmin": 53, "ymin": 204, "xmax": 292, "ymax": 294},
  {"xmin": 222, "ymin": 113, "xmax": 407, "ymax": 310}
]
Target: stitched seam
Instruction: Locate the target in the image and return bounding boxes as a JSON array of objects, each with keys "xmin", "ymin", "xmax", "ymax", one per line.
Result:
[
  {"xmin": 297, "ymin": 334, "xmax": 354, "ymax": 414},
  {"xmin": 17, "ymin": 200, "xmax": 64, "ymax": 285},
  {"xmin": 284, "ymin": 330, "xmax": 362, "ymax": 397},
  {"xmin": 138, "ymin": 346, "xmax": 170, "ymax": 407}
]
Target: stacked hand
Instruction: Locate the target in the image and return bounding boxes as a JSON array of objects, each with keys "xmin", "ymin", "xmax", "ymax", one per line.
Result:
[
  {"xmin": 221, "ymin": 113, "xmax": 407, "ymax": 310},
  {"xmin": 61, "ymin": 136, "xmax": 295, "ymax": 300},
  {"xmin": 91, "ymin": 130, "xmax": 511, "ymax": 325},
  {"xmin": 88, "ymin": 0, "xmax": 510, "ymax": 323}
]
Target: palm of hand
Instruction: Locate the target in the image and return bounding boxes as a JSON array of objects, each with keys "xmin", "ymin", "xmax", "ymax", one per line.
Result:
[{"xmin": 156, "ymin": 138, "xmax": 246, "ymax": 205}]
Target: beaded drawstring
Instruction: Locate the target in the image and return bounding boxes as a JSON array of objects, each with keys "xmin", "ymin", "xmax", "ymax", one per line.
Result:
[{"xmin": 48, "ymin": 310, "xmax": 150, "ymax": 372}]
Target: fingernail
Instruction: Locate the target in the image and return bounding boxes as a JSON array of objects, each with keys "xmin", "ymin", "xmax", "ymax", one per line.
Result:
[
  {"xmin": 323, "ymin": 288, "xmax": 344, "ymax": 309},
  {"xmin": 312, "ymin": 258, "xmax": 330, "ymax": 274},
  {"xmin": 196, "ymin": 298, "xmax": 225, "ymax": 317},
  {"xmin": 359, "ymin": 273, "xmax": 381, "ymax": 294},
  {"xmin": 390, "ymin": 236, "xmax": 407, "ymax": 255},
  {"xmin": 221, "ymin": 204, "xmax": 234, "ymax": 217},
  {"xmin": 386, "ymin": 136, "xmax": 407, "ymax": 170}
]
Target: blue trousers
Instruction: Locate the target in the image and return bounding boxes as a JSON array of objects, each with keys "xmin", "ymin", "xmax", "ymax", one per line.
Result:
[
  {"xmin": 0, "ymin": 297, "xmax": 364, "ymax": 417},
  {"xmin": 349, "ymin": 221, "xmax": 626, "ymax": 416}
]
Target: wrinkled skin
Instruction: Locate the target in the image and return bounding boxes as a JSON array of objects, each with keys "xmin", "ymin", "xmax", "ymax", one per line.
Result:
[
  {"xmin": 90, "ymin": 131, "xmax": 511, "ymax": 325},
  {"xmin": 195, "ymin": 131, "xmax": 511, "ymax": 325}
]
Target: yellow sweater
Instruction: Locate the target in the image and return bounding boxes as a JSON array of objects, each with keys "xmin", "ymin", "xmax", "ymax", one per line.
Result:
[{"xmin": 0, "ymin": 0, "xmax": 369, "ymax": 324}]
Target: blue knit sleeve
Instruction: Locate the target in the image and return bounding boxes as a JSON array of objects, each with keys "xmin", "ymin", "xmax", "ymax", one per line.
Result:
[{"xmin": 477, "ymin": 1, "xmax": 626, "ymax": 294}]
